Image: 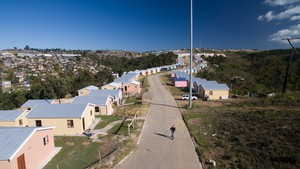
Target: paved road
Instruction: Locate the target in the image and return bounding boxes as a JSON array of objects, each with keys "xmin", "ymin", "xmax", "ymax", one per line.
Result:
[{"xmin": 116, "ymin": 74, "xmax": 202, "ymax": 169}]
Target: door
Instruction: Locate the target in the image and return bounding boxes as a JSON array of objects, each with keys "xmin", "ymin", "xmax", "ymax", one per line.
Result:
[
  {"xmin": 17, "ymin": 154, "xmax": 26, "ymax": 169},
  {"xmin": 82, "ymin": 118, "xmax": 85, "ymax": 131}
]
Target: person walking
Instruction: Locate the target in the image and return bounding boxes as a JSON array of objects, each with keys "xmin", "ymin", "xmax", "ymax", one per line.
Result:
[{"xmin": 170, "ymin": 125, "xmax": 176, "ymax": 140}]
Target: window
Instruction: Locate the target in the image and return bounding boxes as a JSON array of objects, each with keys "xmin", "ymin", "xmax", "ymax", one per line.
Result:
[
  {"xmin": 43, "ymin": 136, "xmax": 49, "ymax": 145},
  {"xmin": 209, "ymin": 91, "xmax": 213, "ymax": 95},
  {"xmin": 90, "ymin": 110, "xmax": 93, "ymax": 116},
  {"xmin": 95, "ymin": 107, "xmax": 100, "ymax": 112},
  {"xmin": 35, "ymin": 120, "xmax": 42, "ymax": 127},
  {"xmin": 67, "ymin": 120, "xmax": 74, "ymax": 128},
  {"xmin": 19, "ymin": 119, "xmax": 23, "ymax": 126}
]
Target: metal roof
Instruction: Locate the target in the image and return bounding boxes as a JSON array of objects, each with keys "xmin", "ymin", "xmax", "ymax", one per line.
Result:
[
  {"xmin": 89, "ymin": 89, "xmax": 121, "ymax": 97},
  {"xmin": 72, "ymin": 96, "xmax": 109, "ymax": 106},
  {"xmin": 201, "ymin": 81, "xmax": 229, "ymax": 91},
  {"xmin": 194, "ymin": 78, "xmax": 207, "ymax": 86},
  {"xmin": 0, "ymin": 110, "xmax": 26, "ymax": 121},
  {"xmin": 0, "ymin": 126, "xmax": 53, "ymax": 160},
  {"xmin": 21, "ymin": 99, "xmax": 53, "ymax": 108},
  {"xmin": 79, "ymin": 85, "xmax": 99, "ymax": 91},
  {"xmin": 26, "ymin": 104, "xmax": 89, "ymax": 119}
]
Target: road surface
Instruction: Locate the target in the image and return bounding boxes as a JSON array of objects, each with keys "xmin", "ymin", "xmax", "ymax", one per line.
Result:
[{"xmin": 116, "ymin": 74, "xmax": 202, "ymax": 169}]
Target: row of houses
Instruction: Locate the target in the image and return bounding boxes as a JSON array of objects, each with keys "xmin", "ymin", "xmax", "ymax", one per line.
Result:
[
  {"xmin": 0, "ymin": 54, "xmax": 186, "ymax": 168},
  {"xmin": 172, "ymin": 70, "xmax": 230, "ymax": 100}
]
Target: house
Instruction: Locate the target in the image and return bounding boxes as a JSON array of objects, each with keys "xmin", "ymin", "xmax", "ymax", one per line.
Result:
[
  {"xmin": 0, "ymin": 110, "xmax": 29, "ymax": 127},
  {"xmin": 77, "ymin": 85, "xmax": 99, "ymax": 96},
  {"xmin": 0, "ymin": 126, "xmax": 55, "ymax": 169},
  {"xmin": 72, "ymin": 96, "xmax": 114, "ymax": 115},
  {"xmin": 101, "ymin": 82, "xmax": 122, "ymax": 90},
  {"xmin": 26, "ymin": 104, "xmax": 95, "ymax": 135},
  {"xmin": 20, "ymin": 99, "xmax": 54, "ymax": 111},
  {"xmin": 122, "ymin": 80, "xmax": 141, "ymax": 96},
  {"xmin": 1, "ymin": 81, "xmax": 11, "ymax": 88},
  {"xmin": 193, "ymin": 78, "xmax": 207, "ymax": 93},
  {"xmin": 89, "ymin": 89, "xmax": 122, "ymax": 105},
  {"xmin": 173, "ymin": 77, "xmax": 188, "ymax": 88},
  {"xmin": 199, "ymin": 82, "xmax": 230, "ymax": 100}
]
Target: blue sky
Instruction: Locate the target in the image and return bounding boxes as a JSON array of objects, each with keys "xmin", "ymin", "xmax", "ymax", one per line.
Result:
[{"xmin": 0, "ymin": 0, "xmax": 299, "ymax": 52}]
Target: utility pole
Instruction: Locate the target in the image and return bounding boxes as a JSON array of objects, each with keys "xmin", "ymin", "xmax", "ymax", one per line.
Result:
[
  {"xmin": 281, "ymin": 38, "xmax": 300, "ymax": 94},
  {"xmin": 188, "ymin": 0, "xmax": 193, "ymax": 108}
]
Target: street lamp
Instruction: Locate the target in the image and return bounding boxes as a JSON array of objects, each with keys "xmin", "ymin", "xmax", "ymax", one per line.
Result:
[{"xmin": 188, "ymin": 0, "xmax": 193, "ymax": 108}]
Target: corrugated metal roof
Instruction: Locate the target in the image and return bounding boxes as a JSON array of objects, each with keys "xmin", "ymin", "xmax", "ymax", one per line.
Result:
[
  {"xmin": 0, "ymin": 127, "xmax": 35, "ymax": 160},
  {"xmin": 89, "ymin": 89, "xmax": 121, "ymax": 97},
  {"xmin": 72, "ymin": 96, "xmax": 109, "ymax": 105},
  {"xmin": 26, "ymin": 104, "xmax": 88, "ymax": 119},
  {"xmin": 0, "ymin": 110, "xmax": 26, "ymax": 121},
  {"xmin": 194, "ymin": 78, "xmax": 207, "ymax": 86},
  {"xmin": 79, "ymin": 85, "xmax": 99, "ymax": 91},
  {"xmin": 21, "ymin": 99, "xmax": 53, "ymax": 108},
  {"xmin": 0, "ymin": 127, "xmax": 53, "ymax": 160},
  {"xmin": 201, "ymin": 81, "xmax": 229, "ymax": 90}
]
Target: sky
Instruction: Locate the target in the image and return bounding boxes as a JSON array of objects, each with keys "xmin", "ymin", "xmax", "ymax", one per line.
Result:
[{"xmin": 0, "ymin": 0, "xmax": 300, "ymax": 52}]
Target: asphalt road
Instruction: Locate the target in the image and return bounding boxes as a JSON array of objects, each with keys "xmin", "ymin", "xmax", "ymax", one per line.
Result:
[{"xmin": 116, "ymin": 74, "xmax": 202, "ymax": 169}]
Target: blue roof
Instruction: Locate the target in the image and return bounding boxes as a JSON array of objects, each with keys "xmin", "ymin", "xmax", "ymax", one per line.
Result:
[
  {"xmin": 89, "ymin": 89, "xmax": 121, "ymax": 97},
  {"xmin": 72, "ymin": 96, "xmax": 109, "ymax": 105},
  {"xmin": 79, "ymin": 85, "xmax": 99, "ymax": 91},
  {"xmin": 0, "ymin": 126, "xmax": 52, "ymax": 160},
  {"xmin": 194, "ymin": 78, "xmax": 207, "ymax": 85},
  {"xmin": 21, "ymin": 99, "xmax": 53, "ymax": 108},
  {"xmin": 201, "ymin": 81, "xmax": 230, "ymax": 90},
  {"xmin": 0, "ymin": 110, "xmax": 26, "ymax": 121},
  {"xmin": 114, "ymin": 72, "xmax": 138, "ymax": 83},
  {"xmin": 26, "ymin": 104, "xmax": 89, "ymax": 118}
]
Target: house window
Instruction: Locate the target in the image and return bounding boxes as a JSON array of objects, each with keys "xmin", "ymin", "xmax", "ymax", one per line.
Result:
[
  {"xmin": 90, "ymin": 110, "xmax": 93, "ymax": 116},
  {"xmin": 27, "ymin": 108, "xmax": 31, "ymax": 110},
  {"xmin": 43, "ymin": 136, "xmax": 49, "ymax": 145},
  {"xmin": 35, "ymin": 120, "xmax": 42, "ymax": 127},
  {"xmin": 95, "ymin": 107, "xmax": 100, "ymax": 112},
  {"xmin": 67, "ymin": 120, "xmax": 74, "ymax": 128},
  {"xmin": 209, "ymin": 91, "xmax": 213, "ymax": 95},
  {"xmin": 19, "ymin": 119, "xmax": 23, "ymax": 126}
]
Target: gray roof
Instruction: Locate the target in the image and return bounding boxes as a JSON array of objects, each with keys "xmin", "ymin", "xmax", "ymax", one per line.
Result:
[
  {"xmin": 0, "ymin": 110, "xmax": 26, "ymax": 121},
  {"xmin": 79, "ymin": 85, "xmax": 99, "ymax": 91},
  {"xmin": 114, "ymin": 72, "xmax": 138, "ymax": 83},
  {"xmin": 194, "ymin": 78, "xmax": 207, "ymax": 86},
  {"xmin": 0, "ymin": 126, "xmax": 53, "ymax": 160},
  {"xmin": 26, "ymin": 104, "xmax": 89, "ymax": 119},
  {"xmin": 21, "ymin": 99, "xmax": 53, "ymax": 108},
  {"xmin": 89, "ymin": 89, "xmax": 121, "ymax": 97},
  {"xmin": 201, "ymin": 81, "xmax": 230, "ymax": 90},
  {"xmin": 72, "ymin": 96, "xmax": 110, "ymax": 106}
]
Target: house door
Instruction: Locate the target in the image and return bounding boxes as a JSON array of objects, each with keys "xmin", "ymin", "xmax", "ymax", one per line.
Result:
[
  {"xmin": 82, "ymin": 118, "xmax": 85, "ymax": 131},
  {"xmin": 17, "ymin": 154, "xmax": 26, "ymax": 169}
]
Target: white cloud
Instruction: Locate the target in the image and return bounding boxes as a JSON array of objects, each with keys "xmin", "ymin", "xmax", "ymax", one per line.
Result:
[
  {"xmin": 264, "ymin": 0, "xmax": 300, "ymax": 6},
  {"xmin": 290, "ymin": 15, "xmax": 300, "ymax": 20},
  {"xmin": 258, "ymin": 5, "xmax": 300, "ymax": 21},
  {"xmin": 269, "ymin": 24, "xmax": 300, "ymax": 43}
]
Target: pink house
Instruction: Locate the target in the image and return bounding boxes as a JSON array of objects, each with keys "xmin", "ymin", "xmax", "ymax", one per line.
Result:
[
  {"xmin": 0, "ymin": 126, "xmax": 56, "ymax": 169},
  {"xmin": 123, "ymin": 80, "xmax": 141, "ymax": 96},
  {"xmin": 173, "ymin": 77, "xmax": 188, "ymax": 88}
]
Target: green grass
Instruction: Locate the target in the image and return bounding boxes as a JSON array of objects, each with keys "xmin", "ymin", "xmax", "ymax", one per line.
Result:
[
  {"xmin": 124, "ymin": 96, "xmax": 141, "ymax": 104},
  {"xmin": 44, "ymin": 137, "xmax": 101, "ymax": 169},
  {"xmin": 94, "ymin": 115, "xmax": 122, "ymax": 129},
  {"xmin": 184, "ymin": 107, "xmax": 300, "ymax": 169}
]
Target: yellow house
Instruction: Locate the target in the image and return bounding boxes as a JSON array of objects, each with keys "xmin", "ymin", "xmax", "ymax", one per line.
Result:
[
  {"xmin": 20, "ymin": 99, "xmax": 54, "ymax": 111},
  {"xmin": 101, "ymin": 82, "xmax": 122, "ymax": 90},
  {"xmin": 72, "ymin": 95, "xmax": 114, "ymax": 115},
  {"xmin": 199, "ymin": 82, "xmax": 230, "ymax": 100},
  {"xmin": 0, "ymin": 110, "xmax": 29, "ymax": 127},
  {"xmin": 26, "ymin": 104, "xmax": 95, "ymax": 135},
  {"xmin": 77, "ymin": 85, "xmax": 99, "ymax": 96}
]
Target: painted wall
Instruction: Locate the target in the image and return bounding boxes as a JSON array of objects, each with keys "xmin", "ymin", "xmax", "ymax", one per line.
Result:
[
  {"xmin": 27, "ymin": 106, "xmax": 95, "ymax": 135},
  {"xmin": 77, "ymin": 89, "xmax": 90, "ymax": 96},
  {"xmin": 174, "ymin": 81, "xmax": 187, "ymax": 88},
  {"xmin": 0, "ymin": 112, "xmax": 29, "ymax": 127},
  {"xmin": 199, "ymin": 86, "xmax": 229, "ymax": 100},
  {"xmin": 0, "ymin": 129, "xmax": 55, "ymax": 169},
  {"xmin": 123, "ymin": 83, "xmax": 141, "ymax": 95}
]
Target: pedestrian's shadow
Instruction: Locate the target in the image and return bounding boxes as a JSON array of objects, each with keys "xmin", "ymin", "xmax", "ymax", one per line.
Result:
[{"xmin": 154, "ymin": 133, "xmax": 172, "ymax": 140}]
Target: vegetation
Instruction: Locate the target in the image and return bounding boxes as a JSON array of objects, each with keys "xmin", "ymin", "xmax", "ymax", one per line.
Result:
[
  {"xmin": 197, "ymin": 49, "xmax": 300, "ymax": 95},
  {"xmin": 94, "ymin": 115, "xmax": 122, "ymax": 129},
  {"xmin": 182, "ymin": 97, "xmax": 300, "ymax": 169}
]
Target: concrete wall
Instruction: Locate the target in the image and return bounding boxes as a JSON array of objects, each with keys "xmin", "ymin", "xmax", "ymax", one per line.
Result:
[{"xmin": 78, "ymin": 89, "xmax": 90, "ymax": 96}]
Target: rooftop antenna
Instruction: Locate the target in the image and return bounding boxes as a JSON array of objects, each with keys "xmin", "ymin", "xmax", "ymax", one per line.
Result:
[{"xmin": 281, "ymin": 38, "xmax": 300, "ymax": 94}]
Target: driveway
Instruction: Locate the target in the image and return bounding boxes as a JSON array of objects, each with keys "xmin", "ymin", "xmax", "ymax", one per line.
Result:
[{"xmin": 116, "ymin": 74, "xmax": 202, "ymax": 169}]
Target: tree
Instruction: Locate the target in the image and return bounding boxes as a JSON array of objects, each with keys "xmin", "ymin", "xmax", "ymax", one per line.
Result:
[{"xmin": 24, "ymin": 45, "xmax": 30, "ymax": 50}]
